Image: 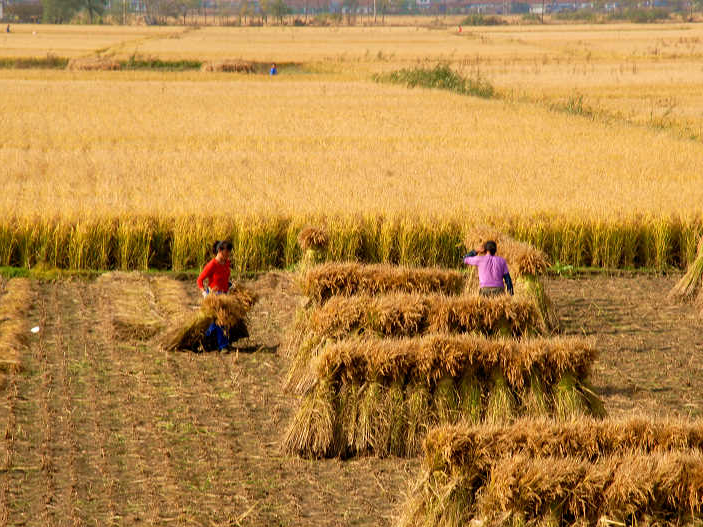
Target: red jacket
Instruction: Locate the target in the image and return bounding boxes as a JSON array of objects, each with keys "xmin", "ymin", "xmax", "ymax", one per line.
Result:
[{"xmin": 197, "ymin": 258, "xmax": 231, "ymax": 292}]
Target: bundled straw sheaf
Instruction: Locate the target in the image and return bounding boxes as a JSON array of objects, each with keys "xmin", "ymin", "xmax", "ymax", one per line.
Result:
[
  {"xmin": 298, "ymin": 226, "xmax": 329, "ymax": 251},
  {"xmin": 161, "ymin": 286, "xmax": 257, "ymax": 352},
  {"xmin": 399, "ymin": 417, "xmax": 703, "ymax": 527},
  {"xmin": 283, "ymin": 335, "xmax": 603, "ymax": 459},
  {"xmin": 0, "ymin": 278, "xmax": 34, "ymax": 372},
  {"xmin": 301, "ymin": 263, "xmax": 465, "ymax": 304},
  {"xmin": 464, "ymin": 226, "xmax": 550, "ymax": 277},
  {"xmin": 670, "ymin": 235, "xmax": 703, "ymax": 313}
]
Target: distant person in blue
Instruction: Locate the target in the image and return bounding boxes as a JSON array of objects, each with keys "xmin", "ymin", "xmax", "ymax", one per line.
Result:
[
  {"xmin": 6, "ymin": 25, "xmax": 10, "ymax": 33},
  {"xmin": 269, "ymin": 63, "xmax": 277, "ymax": 75}
]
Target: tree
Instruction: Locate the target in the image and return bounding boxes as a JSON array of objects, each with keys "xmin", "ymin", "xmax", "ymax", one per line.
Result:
[
  {"xmin": 42, "ymin": 0, "xmax": 80, "ymax": 22},
  {"xmin": 80, "ymin": 0, "xmax": 106, "ymax": 22},
  {"xmin": 270, "ymin": 0, "xmax": 289, "ymax": 22}
]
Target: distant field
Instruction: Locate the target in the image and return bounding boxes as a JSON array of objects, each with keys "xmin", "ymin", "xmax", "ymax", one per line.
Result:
[{"xmin": 2, "ymin": 23, "xmax": 703, "ymax": 271}]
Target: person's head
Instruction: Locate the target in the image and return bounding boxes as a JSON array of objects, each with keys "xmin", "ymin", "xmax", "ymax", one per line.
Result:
[
  {"xmin": 484, "ymin": 240, "xmax": 497, "ymax": 256},
  {"xmin": 212, "ymin": 240, "xmax": 233, "ymax": 260},
  {"xmin": 271, "ymin": 63, "xmax": 276, "ymax": 68}
]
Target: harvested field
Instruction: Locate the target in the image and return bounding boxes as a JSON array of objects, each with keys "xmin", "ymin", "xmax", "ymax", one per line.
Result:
[
  {"xmin": 0, "ymin": 278, "xmax": 34, "ymax": 373},
  {"xmin": 284, "ymin": 334, "xmax": 603, "ymax": 458},
  {"xmin": 0, "ymin": 272, "xmax": 702, "ymax": 526},
  {"xmin": 401, "ymin": 419, "xmax": 703, "ymax": 527},
  {"xmin": 301, "ymin": 263, "xmax": 466, "ymax": 305}
]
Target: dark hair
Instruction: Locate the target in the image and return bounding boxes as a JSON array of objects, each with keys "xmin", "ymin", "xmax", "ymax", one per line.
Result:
[
  {"xmin": 484, "ymin": 240, "xmax": 497, "ymax": 255},
  {"xmin": 212, "ymin": 240, "xmax": 233, "ymax": 255}
]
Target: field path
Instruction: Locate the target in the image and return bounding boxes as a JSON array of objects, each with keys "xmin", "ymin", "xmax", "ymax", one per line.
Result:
[{"xmin": 1, "ymin": 275, "xmax": 415, "ymax": 527}]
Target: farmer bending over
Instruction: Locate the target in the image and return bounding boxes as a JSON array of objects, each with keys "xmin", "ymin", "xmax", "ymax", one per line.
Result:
[
  {"xmin": 463, "ymin": 240, "xmax": 514, "ymax": 297},
  {"xmin": 197, "ymin": 241, "xmax": 233, "ymax": 350}
]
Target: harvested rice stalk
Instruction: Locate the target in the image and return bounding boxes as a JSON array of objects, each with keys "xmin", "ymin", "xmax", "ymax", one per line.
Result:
[
  {"xmin": 434, "ymin": 375, "xmax": 460, "ymax": 425},
  {"xmin": 282, "ymin": 379, "xmax": 335, "ymax": 458},
  {"xmin": 523, "ymin": 368, "xmax": 550, "ymax": 417},
  {"xmin": 553, "ymin": 371, "xmax": 590, "ymax": 420},
  {"xmin": 355, "ymin": 380, "xmax": 385, "ymax": 455},
  {"xmin": 301, "ymin": 263, "xmax": 465, "ymax": 304},
  {"xmin": 517, "ymin": 275, "xmax": 560, "ymax": 333},
  {"xmin": 485, "ymin": 368, "xmax": 517, "ymax": 424},
  {"xmin": 67, "ymin": 57, "xmax": 121, "ymax": 71},
  {"xmin": 161, "ymin": 289, "xmax": 256, "ymax": 352},
  {"xmin": 333, "ymin": 380, "xmax": 362, "ymax": 458},
  {"xmin": 200, "ymin": 60, "xmax": 254, "ymax": 72},
  {"xmin": 670, "ymin": 235, "xmax": 703, "ymax": 304},
  {"xmin": 458, "ymin": 369, "xmax": 482, "ymax": 425},
  {"xmin": 386, "ymin": 380, "xmax": 408, "ymax": 457},
  {"xmin": 406, "ymin": 382, "xmax": 433, "ymax": 456}
]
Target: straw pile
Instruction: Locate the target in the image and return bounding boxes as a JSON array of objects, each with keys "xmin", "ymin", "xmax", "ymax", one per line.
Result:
[
  {"xmin": 399, "ymin": 418, "xmax": 703, "ymax": 527},
  {"xmin": 67, "ymin": 57, "xmax": 121, "ymax": 71},
  {"xmin": 671, "ymin": 235, "xmax": 703, "ymax": 314},
  {"xmin": 201, "ymin": 60, "xmax": 254, "ymax": 73},
  {"xmin": 285, "ymin": 293, "xmax": 547, "ymax": 392},
  {"xmin": 464, "ymin": 226, "xmax": 559, "ymax": 331},
  {"xmin": 283, "ymin": 335, "xmax": 604, "ymax": 458},
  {"xmin": 161, "ymin": 286, "xmax": 256, "ymax": 352},
  {"xmin": 0, "ymin": 278, "xmax": 34, "ymax": 373},
  {"xmin": 301, "ymin": 263, "xmax": 465, "ymax": 305}
]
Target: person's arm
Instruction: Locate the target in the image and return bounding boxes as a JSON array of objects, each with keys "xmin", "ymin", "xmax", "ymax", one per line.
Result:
[
  {"xmin": 463, "ymin": 250, "xmax": 479, "ymax": 266},
  {"xmin": 503, "ymin": 273, "xmax": 514, "ymax": 296},
  {"xmin": 197, "ymin": 260, "xmax": 215, "ymax": 291}
]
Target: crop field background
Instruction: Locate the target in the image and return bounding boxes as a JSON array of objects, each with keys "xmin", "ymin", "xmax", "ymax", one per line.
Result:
[{"xmin": 2, "ymin": 23, "xmax": 703, "ymax": 272}]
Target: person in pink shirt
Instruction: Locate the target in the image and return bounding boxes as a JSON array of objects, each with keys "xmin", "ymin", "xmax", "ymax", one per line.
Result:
[{"xmin": 463, "ymin": 240, "xmax": 514, "ymax": 297}]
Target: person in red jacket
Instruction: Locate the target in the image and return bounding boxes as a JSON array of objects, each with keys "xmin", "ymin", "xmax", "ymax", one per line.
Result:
[{"xmin": 197, "ymin": 241, "xmax": 233, "ymax": 296}]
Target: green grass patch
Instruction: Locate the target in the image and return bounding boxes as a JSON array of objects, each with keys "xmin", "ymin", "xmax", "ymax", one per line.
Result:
[{"xmin": 374, "ymin": 64, "xmax": 495, "ymax": 99}]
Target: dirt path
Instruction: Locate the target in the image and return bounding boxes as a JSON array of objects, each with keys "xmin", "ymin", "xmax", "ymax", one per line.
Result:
[{"xmin": 1, "ymin": 272, "xmax": 701, "ymax": 526}]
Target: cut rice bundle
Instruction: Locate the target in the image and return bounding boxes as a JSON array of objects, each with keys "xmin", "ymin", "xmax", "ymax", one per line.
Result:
[
  {"xmin": 464, "ymin": 226, "xmax": 550, "ymax": 278},
  {"xmin": 671, "ymin": 236, "xmax": 703, "ymax": 316},
  {"xmin": 283, "ymin": 334, "xmax": 603, "ymax": 458},
  {"xmin": 161, "ymin": 286, "xmax": 256, "ymax": 352},
  {"xmin": 301, "ymin": 263, "xmax": 465, "ymax": 305},
  {"xmin": 200, "ymin": 60, "xmax": 254, "ymax": 73}
]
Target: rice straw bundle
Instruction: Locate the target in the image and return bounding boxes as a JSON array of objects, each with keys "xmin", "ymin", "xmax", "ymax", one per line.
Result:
[
  {"xmin": 398, "ymin": 417, "xmax": 703, "ymax": 527},
  {"xmin": 298, "ymin": 226, "xmax": 329, "ymax": 269},
  {"xmin": 283, "ymin": 334, "xmax": 603, "ymax": 458},
  {"xmin": 200, "ymin": 60, "xmax": 254, "ymax": 73},
  {"xmin": 67, "ymin": 57, "xmax": 121, "ymax": 71},
  {"xmin": 161, "ymin": 286, "xmax": 256, "ymax": 352},
  {"xmin": 301, "ymin": 263, "xmax": 465, "ymax": 305},
  {"xmin": 285, "ymin": 293, "xmax": 546, "ymax": 392},
  {"xmin": 671, "ymin": 235, "xmax": 703, "ymax": 314}
]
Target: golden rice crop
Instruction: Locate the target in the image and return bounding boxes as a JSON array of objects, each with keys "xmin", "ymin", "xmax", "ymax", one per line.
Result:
[
  {"xmin": 285, "ymin": 293, "xmax": 547, "ymax": 392},
  {"xmin": 0, "ymin": 278, "xmax": 34, "ymax": 372},
  {"xmin": 161, "ymin": 286, "xmax": 256, "ymax": 352},
  {"xmin": 300, "ymin": 263, "xmax": 465, "ymax": 304},
  {"xmin": 283, "ymin": 334, "xmax": 603, "ymax": 458},
  {"xmin": 399, "ymin": 417, "xmax": 703, "ymax": 527}
]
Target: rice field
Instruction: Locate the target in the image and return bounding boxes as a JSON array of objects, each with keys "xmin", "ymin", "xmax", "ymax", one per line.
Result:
[{"xmin": 2, "ymin": 23, "xmax": 703, "ymax": 270}]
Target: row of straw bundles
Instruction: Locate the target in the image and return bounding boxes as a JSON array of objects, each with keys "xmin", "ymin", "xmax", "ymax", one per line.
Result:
[
  {"xmin": 161, "ymin": 286, "xmax": 257, "ymax": 352},
  {"xmin": 301, "ymin": 263, "xmax": 466, "ymax": 305},
  {"xmin": 67, "ymin": 57, "xmax": 121, "ymax": 71},
  {"xmin": 200, "ymin": 60, "xmax": 254, "ymax": 73},
  {"xmin": 285, "ymin": 294, "xmax": 547, "ymax": 392},
  {"xmin": 400, "ymin": 418, "xmax": 703, "ymax": 527},
  {"xmin": 283, "ymin": 334, "xmax": 603, "ymax": 459},
  {"xmin": 671, "ymin": 236, "xmax": 703, "ymax": 314}
]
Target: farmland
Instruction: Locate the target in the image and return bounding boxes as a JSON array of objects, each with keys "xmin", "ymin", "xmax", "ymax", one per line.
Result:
[{"xmin": 2, "ymin": 23, "xmax": 703, "ymax": 271}]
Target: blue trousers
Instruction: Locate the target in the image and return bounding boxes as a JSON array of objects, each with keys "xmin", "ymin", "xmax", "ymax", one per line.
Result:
[{"xmin": 205, "ymin": 322, "xmax": 229, "ymax": 351}]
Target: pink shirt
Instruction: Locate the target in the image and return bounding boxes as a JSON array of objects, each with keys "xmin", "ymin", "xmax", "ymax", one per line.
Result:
[{"xmin": 463, "ymin": 254, "xmax": 509, "ymax": 288}]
